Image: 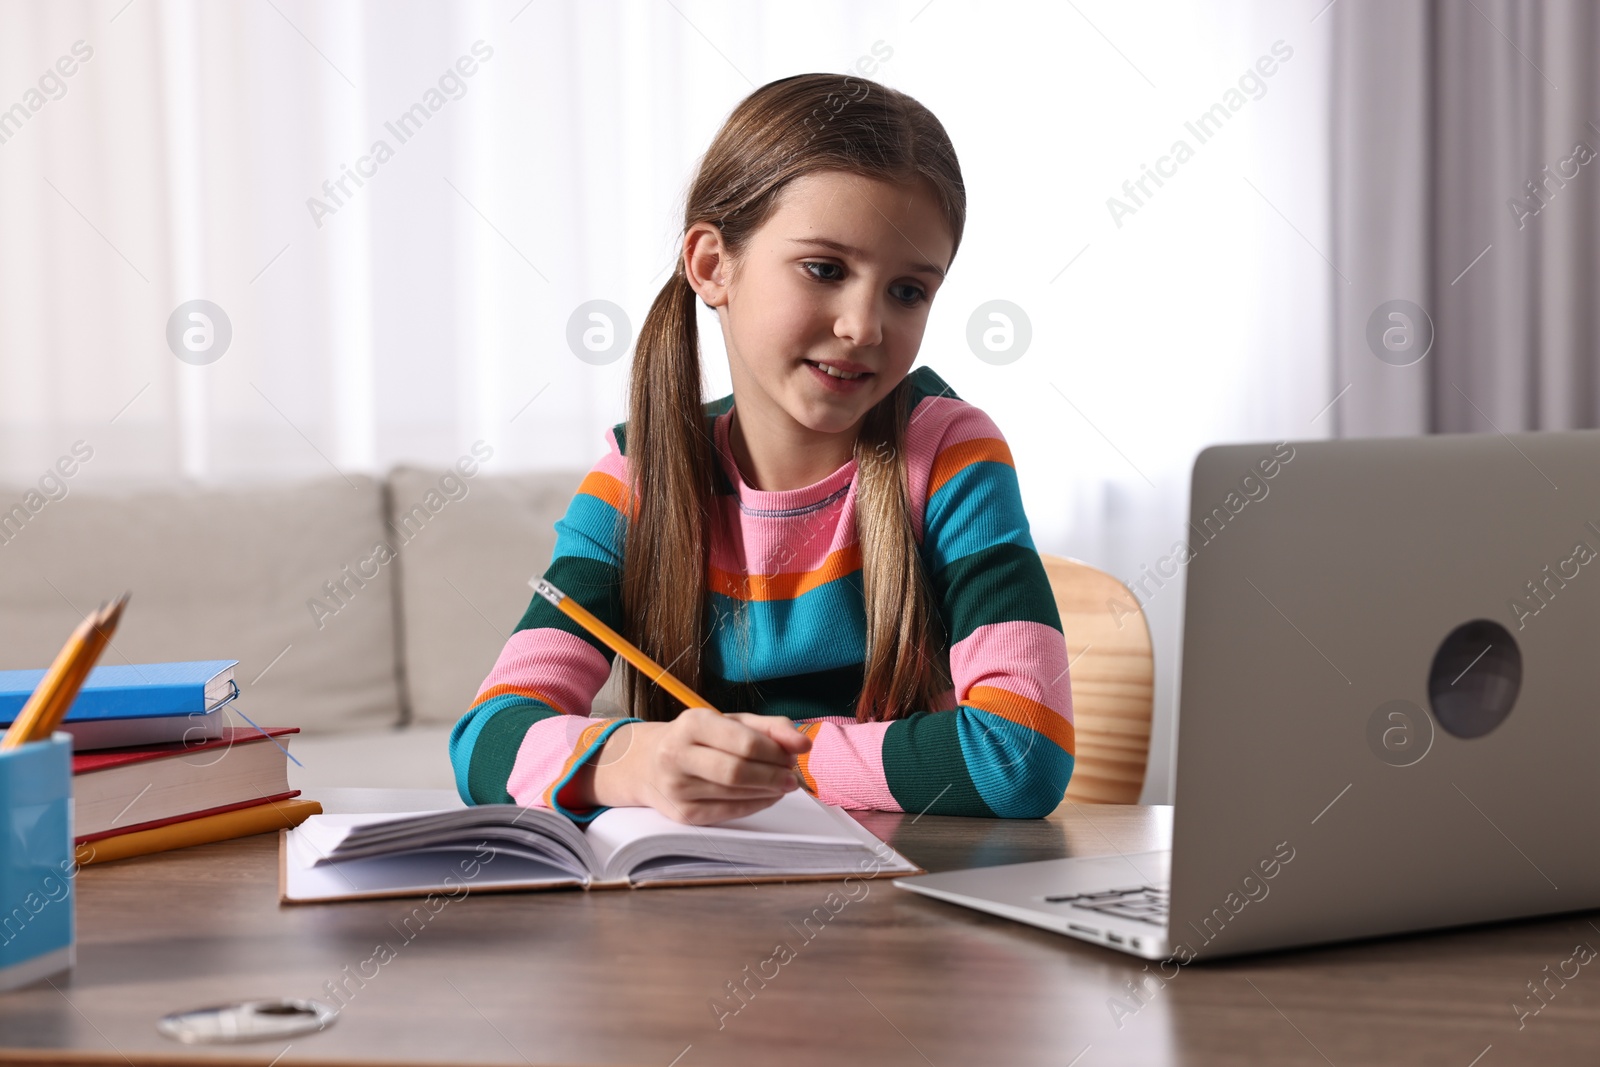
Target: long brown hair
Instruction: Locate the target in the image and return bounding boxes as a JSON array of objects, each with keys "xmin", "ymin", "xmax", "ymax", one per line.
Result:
[{"xmin": 621, "ymin": 73, "xmax": 966, "ymax": 723}]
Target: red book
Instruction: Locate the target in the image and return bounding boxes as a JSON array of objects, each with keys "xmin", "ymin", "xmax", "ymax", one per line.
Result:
[
  {"xmin": 75, "ymin": 792, "xmax": 303, "ymax": 845},
  {"xmin": 72, "ymin": 726, "xmax": 301, "ymax": 841}
]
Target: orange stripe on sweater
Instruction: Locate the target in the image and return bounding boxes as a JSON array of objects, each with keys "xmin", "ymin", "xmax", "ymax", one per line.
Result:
[
  {"xmin": 929, "ymin": 437, "xmax": 1013, "ymax": 498},
  {"xmin": 965, "ymin": 684, "xmax": 1075, "ymax": 756},
  {"xmin": 546, "ymin": 720, "xmax": 611, "ymax": 810},
  {"xmin": 707, "ymin": 544, "xmax": 863, "ymax": 602},
  {"xmin": 794, "ymin": 721, "xmax": 824, "ymax": 795},
  {"xmin": 472, "ymin": 684, "xmax": 568, "ymax": 715},
  {"xmin": 579, "ymin": 470, "xmax": 635, "ymax": 519}
]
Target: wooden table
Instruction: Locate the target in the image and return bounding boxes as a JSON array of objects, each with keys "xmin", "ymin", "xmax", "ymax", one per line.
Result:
[{"xmin": 1, "ymin": 797, "xmax": 1598, "ymax": 1066}]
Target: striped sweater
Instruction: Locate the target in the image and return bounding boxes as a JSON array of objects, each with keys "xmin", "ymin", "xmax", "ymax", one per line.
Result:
[{"xmin": 448, "ymin": 366, "xmax": 1074, "ymax": 820}]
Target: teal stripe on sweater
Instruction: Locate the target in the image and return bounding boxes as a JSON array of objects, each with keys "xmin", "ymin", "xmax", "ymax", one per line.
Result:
[
  {"xmin": 956, "ymin": 708, "xmax": 1075, "ymax": 817},
  {"xmin": 552, "ymin": 491, "xmax": 626, "ymax": 565},
  {"xmin": 704, "ymin": 572, "xmax": 867, "ymax": 681},
  {"xmin": 923, "ymin": 460, "xmax": 1035, "ymax": 574}
]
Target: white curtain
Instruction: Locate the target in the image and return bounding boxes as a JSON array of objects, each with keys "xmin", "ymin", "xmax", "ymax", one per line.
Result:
[
  {"xmin": 1332, "ymin": 0, "xmax": 1600, "ymax": 438},
  {"xmin": 0, "ymin": 0, "xmax": 1333, "ymax": 802}
]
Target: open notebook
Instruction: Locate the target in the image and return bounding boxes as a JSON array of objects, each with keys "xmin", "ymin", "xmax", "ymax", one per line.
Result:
[{"xmin": 280, "ymin": 790, "xmax": 920, "ymax": 903}]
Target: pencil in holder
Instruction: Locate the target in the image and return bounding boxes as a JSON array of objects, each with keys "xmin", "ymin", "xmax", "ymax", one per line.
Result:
[{"xmin": 0, "ymin": 732, "xmax": 75, "ymax": 991}]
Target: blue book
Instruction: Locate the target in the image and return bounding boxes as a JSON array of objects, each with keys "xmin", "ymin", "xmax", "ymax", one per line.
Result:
[{"xmin": 0, "ymin": 660, "xmax": 239, "ymax": 750}]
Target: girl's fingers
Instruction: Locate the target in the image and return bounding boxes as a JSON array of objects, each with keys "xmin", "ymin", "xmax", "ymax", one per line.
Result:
[
  {"xmin": 653, "ymin": 710, "xmax": 810, "ymax": 818},
  {"xmin": 678, "ymin": 744, "xmax": 798, "ymax": 792},
  {"xmin": 726, "ymin": 712, "xmax": 813, "ymax": 756},
  {"xmin": 681, "ymin": 707, "xmax": 794, "ymax": 767}
]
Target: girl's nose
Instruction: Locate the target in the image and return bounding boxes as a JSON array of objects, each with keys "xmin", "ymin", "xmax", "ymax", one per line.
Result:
[{"xmin": 833, "ymin": 291, "xmax": 884, "ymax": 349}]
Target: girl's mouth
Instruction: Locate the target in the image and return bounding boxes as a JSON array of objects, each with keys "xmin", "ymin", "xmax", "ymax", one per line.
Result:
[{"xmin": 803, "ymin": 359, "xmax": 873, "ymax": 390}]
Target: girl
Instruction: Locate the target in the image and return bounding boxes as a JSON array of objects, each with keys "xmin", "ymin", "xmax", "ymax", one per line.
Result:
[{"xmin": 450, "ymin": 73, "xmax": 1074, "ymax": 825}]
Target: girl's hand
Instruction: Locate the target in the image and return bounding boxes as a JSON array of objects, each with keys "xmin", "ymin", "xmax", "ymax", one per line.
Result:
[{"xmin": 588, "ymin": 707, "xmax": 812, "ymax": 825}]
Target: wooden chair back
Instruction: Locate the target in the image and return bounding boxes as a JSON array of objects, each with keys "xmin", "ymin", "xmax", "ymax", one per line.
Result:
[{"xmin": 1038, "ymin": 554, "xmax": 1155, "ymax": 805}]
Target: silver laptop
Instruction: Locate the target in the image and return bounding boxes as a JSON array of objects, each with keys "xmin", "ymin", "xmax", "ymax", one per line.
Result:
[{"xmin": 897, "ymin": 430, "xmax": 1600, "ymax": 960}]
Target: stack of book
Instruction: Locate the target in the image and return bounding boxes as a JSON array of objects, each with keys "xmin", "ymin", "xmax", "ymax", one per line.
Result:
[{"xmin": 0, "ymin": 659, "xmax": 318, "ymax": 865}]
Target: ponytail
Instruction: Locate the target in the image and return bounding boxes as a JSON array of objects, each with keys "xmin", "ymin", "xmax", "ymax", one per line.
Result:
[
  {"xmin": 620, "ymin": 267, "xmax": 716, "ymax": 721},
  {"xmin": 853, "ymin": 379, "xmax": 953, "ymax": 721}
]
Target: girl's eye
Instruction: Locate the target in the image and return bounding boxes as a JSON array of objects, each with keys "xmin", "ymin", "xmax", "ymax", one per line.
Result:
[
  {"xmin": 889, "ymin": 283, "xmax": 927, "ymax": 306},
  {"xmin": 802, "ymin": 262, "xmax": 927, "ymax": 306}
]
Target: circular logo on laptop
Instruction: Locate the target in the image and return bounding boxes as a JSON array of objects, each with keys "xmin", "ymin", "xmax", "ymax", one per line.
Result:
[
  {"xmin": 1366, "ymin": 699, "xmax": 1434, "ymax": 767},
  {"xmin": 1427, "ymin": 620, "xmax": 1522, "ymax": 738},
  {"xmin": 1365, "ymin": 299, "xmax": 1433, "ymax": 367}
]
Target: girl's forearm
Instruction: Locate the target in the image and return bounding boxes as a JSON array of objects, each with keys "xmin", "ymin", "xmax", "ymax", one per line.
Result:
[{"xmin": 569, "ymin": 721, "xmax": 649, "ymax": 809}]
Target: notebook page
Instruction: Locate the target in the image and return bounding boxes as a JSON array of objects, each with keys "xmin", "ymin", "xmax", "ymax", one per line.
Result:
[
  {"xmin": 282, "ymin": 827, "xmax": 582, "ymax": 903},
  {"xmin": 295, "ymin": 806, "xmax": 596, "ymax": 874},
  {"xmin": 583, "ymin": 790, "xmax": 899, "ymax": 881}
]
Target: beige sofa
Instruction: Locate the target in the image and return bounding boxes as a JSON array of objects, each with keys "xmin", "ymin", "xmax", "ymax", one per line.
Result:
[{"xmin": 0, "ymin": 465, "xmax": 628, "ymax": 795}]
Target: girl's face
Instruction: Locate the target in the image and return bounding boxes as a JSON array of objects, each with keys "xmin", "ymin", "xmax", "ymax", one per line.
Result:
[{"xmin": 697, "ymin": 170, "xmax": 954, "ymax": 442}]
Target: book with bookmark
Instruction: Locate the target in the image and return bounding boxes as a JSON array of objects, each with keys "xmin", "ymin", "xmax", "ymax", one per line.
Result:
[{"xmin": 0, "ymin": 660, "xmax": 240, "ymax": 750}]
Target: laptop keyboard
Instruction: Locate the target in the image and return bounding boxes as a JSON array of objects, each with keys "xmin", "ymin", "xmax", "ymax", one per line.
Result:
[{"xmin": 1044, "ymin": 885, "xmax": 1169, "ymax": 927}]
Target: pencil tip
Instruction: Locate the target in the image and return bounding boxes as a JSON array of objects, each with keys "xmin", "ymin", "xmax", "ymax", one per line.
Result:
[{"xmin": 95, "ymin": 592, "xmax": 130, "ymax": 630}]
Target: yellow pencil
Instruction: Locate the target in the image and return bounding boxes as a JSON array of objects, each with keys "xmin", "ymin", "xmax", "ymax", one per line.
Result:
[
  {"xmin": 38, "ymin": 594, "xmax": 128, "ymax": 739},
  {"xmin": 1, "ymin": 593, "xmax": 129, "ymax": 749},
  {"xmin": 1, "ymin": 614, "xmax": 96, "ymax": 749},
  {"xmin": 529, "ymin": 577, "xmax": 721, "ymax": 714}
]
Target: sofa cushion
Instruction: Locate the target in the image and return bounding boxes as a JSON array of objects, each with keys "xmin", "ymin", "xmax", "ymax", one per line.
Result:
[
  {"xmin": 287, "ymin": 725, "xmax": 457, "ymax": 791},
  {"xmin": 0, "ymin": 475, "xmax": 401, "ymax": 734},
  {"xmin": 387, "ymin": 465, "xmax": 629, "ymax": 727}
]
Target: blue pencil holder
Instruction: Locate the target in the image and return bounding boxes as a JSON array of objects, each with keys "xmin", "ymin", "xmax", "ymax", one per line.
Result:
[{"xmin": 0, "ymin": 733, "xmax": 75, "ymax": 992}]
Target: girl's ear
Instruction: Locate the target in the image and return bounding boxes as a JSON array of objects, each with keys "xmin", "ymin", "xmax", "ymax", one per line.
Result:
[{"xmin": 683, "ymin": 222, "xmax": 732, "ymax": 310}]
